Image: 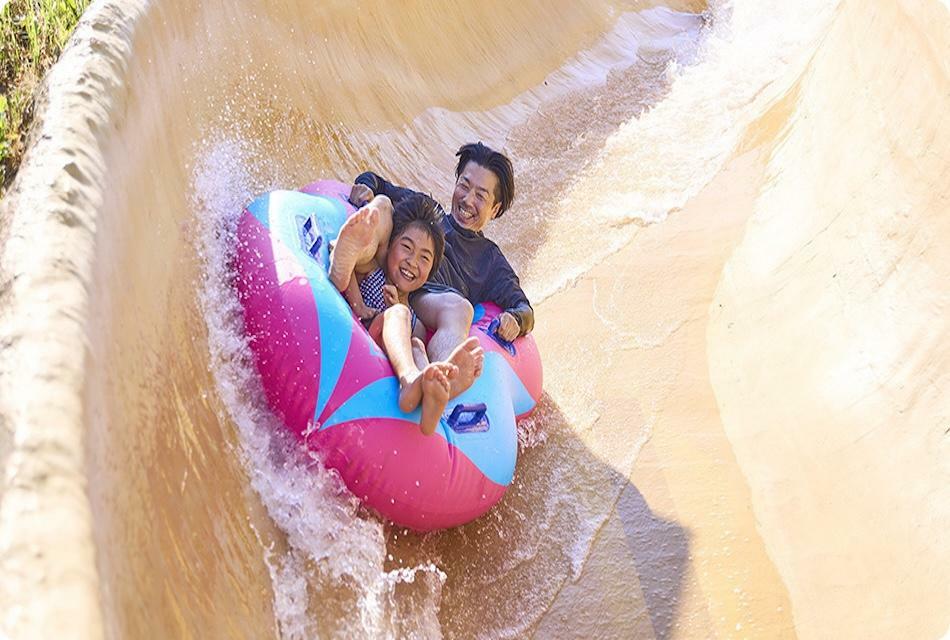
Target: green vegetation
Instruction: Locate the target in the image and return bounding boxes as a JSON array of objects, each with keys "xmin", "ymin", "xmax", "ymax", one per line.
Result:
[{"xmin": 1, "ymin": 0, "xmax": 90, "ymax": 193}]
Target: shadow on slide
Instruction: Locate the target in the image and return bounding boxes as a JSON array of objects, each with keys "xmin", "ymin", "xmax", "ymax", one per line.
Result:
[{"xmin": 387, "ymin": 393, "xmax": 691, "ymax": 638}]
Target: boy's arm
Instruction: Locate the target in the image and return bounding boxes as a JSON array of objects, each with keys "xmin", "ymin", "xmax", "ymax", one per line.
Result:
[{"xmin": 342, "ymin": 275, "xmax": 378, "ymax": 321}]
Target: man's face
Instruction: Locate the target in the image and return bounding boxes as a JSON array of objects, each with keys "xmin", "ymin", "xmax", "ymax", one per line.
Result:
[{"xmin": 451, "ymin": 161, "xmax": 502, "ymax": 233}]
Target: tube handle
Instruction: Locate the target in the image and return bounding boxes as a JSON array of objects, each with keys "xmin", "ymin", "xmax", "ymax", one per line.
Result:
[
  {"xmin": 446, "ymin": 402, "xmax": 490, "ymax": 434},
  {"xmin": 300, "ymin": 215, "xmax": 323, "ymax": 257},
  {"xmin": 486, "ymin": 318, "xmax": 517, "ymax": 356}
]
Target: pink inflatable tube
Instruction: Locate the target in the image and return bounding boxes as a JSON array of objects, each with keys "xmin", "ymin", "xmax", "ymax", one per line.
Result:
[{"xmin": 233, "ymin": 180, "xmax": 542, "ymax": 531}]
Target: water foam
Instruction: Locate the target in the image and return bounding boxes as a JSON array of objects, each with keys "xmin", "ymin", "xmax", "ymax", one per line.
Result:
[
  {"xmin": 191, "ymin": 134, "xmax": 445, "ymax": 638},
  {"xmin": 183, "ymin": 3, "xmax": 845, "ymax": 635},
  {"xmin": 521, "ymin": 0, "xmax": 840, "ymax": 305}
]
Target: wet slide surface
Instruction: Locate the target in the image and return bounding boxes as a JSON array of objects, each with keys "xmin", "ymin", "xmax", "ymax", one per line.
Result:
[{"xmin": 1, "ymin": 0, "xmax": 948, "ymax": 638}]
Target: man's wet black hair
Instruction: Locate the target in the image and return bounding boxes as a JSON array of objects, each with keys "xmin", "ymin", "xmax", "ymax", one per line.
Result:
[
  {"xmin": 455, "ymin": 142, "xmax": 515, "ymax": 217},
  {"xmin": 390, "ymin": 194, "xmax": 446, "ymax": 278}
]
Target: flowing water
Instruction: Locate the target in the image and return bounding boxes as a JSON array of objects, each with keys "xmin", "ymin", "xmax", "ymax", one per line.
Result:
[{"xmin": 1, "ymin": 0, "xmax": 948, "ymax": 638}]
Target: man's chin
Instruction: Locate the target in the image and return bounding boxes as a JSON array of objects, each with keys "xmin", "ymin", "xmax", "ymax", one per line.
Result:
[{"xmin": 452, "ymin": 213, "xmax": 476, "ymax": 230}]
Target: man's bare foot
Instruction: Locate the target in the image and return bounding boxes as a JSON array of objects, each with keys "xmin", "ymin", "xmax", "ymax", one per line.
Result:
[
  {"xmin": 419, "ymin": 366, "xmax": 452, "ymax": 436},
  {"xmin": 398, "ymin": 361, "xmax": 458, "ymax": 414},
  {"xmin": 328, "ymin": 204, "xmax": 379, "ymax": 290},
  {"xmin": 445, "ymin": 337, "xmax": 484, "ymax": 399}
]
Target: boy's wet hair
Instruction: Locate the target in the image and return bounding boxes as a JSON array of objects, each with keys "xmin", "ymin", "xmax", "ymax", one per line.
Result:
[
  {"xmin": 455, "ymin": 142, "xmax": 515, "ymax": 217},
  {"xmin": 390, "ymin": 194, "xmax": 446, "ymax": 278}
]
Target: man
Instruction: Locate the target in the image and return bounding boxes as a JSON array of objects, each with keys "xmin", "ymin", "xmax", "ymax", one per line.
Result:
[{"xmin": 349, "ymin": 142, "xmax": 534, "ymax": 396}]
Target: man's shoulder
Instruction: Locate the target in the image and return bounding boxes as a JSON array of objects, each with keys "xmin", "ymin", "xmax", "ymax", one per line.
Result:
[
  {"xmin": 446, "ymin": 227, "xmax": 502, "ymax": 252},
  {"xmin": 478, "ymin": 232, "xmax": 505, "ymax": 254}
]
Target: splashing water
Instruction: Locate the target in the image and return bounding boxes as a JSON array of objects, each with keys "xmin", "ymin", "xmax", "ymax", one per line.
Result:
[{"xmin": 191, "ymin": 135, "xmax": 447, "ymax": 638}]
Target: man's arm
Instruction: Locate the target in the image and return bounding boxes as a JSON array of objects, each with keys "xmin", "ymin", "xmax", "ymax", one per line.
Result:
[
  {"xmin": 353, "ymin": 171, "xmax": 423, "ymax": 207},
  {"xmin": 502, "ymin": 301, "xmax": 534, "ymax": 336},
  {"xmin": 482, "ymin": 252, "xmax": 534, "ymax": 338}
]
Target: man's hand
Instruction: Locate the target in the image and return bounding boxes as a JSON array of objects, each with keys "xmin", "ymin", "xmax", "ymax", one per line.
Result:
[
  {"xmin": 382, "ymin": 284, "xmax": 400, "ymax": 308},
  {"xmin": 349, "ymin": 184, "xmax": 374, "ymax": 208},
  {"xmin": 495, "ymin": 311, "xmax": 520, "ymax": 342}
]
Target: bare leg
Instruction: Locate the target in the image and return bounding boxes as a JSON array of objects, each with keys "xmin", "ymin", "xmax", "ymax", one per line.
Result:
[
  {"xmin": 327, "ymin": 195, "xmax": 392, "ymax": 291},
  {"xmin": 419, "ymin": 367, "xmax": 451, "ymax": 436},
  {"xmin": 411, "ymin": 337, "xmax": 429, "ymax": 370},
  {"xmin": 411, "ymin": 291, "xmax": 474, "ymax": 361},
  {"xmin": 443, "ymin": 338, "xmax": 484, "ymax": 398},
  {"xmin": 381, "ymin": 305, "xmax": 457, "ymax": 413},
  {"xmin": 411, "ymin": 292, "xmax": 483, "ymax": 397},
  {"xmin": 328, "ymin": 206, "xmax": 378, "ymax": 291}
]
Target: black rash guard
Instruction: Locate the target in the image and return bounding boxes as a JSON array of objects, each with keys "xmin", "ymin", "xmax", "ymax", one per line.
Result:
[{"xmin": 355, "ymin": 171, "xmax": 535, "ymax": 336}]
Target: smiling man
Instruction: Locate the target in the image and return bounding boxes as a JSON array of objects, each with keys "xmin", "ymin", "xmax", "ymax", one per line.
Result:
[{"xmin": 350, "ymin": 142, "xmax": 534, "ymax": 397}]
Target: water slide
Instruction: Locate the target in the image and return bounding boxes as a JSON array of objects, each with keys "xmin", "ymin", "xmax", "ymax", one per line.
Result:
[{"xmin": 1, "ymin": 0, "xmax": 948, "ymax": 637}]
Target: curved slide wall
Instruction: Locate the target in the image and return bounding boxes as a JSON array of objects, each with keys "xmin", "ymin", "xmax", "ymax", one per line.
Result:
[{"xmin": 0, "ymin": 0, "xmax": 947, "ymax": 638}]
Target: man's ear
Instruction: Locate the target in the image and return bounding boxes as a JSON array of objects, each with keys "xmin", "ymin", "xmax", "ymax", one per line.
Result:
[{"xmin": 491, "ymin": 202, "xmax": 502, "ymax": 219}]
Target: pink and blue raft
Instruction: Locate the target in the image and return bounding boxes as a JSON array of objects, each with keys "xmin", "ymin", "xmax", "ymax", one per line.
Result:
[{"xmin": 233, "ymin": 180, "xmax": 543, "ymax": 531}]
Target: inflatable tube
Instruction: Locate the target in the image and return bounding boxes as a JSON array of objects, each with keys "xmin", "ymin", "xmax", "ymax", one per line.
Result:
[{"xmin": 233, "ymin": 180, "xmax": 543, "ymax": 531}]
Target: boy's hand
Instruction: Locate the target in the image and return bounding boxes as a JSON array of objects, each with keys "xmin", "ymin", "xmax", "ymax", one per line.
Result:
[
  {"xmin": 495, "ymin": 312, "xmax": 520, "ymax": 341},
  {"xmin": 382, "ymin": 284, "xmax": 400, "ymax": 308},
  {"xmin": 349, "ymin": 184, "xmax": 374, "ymax": 208},
  {"xmin": 352, "ymin": 302, "xmax": 379, "ymax": 321}
]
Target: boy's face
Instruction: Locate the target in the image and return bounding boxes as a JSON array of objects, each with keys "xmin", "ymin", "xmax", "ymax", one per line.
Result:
[
  {"xmin": 451, "ymin": 161, "xmax": 501, "ymax": 233},
  {"xmin": 386, "ymin": 225, "xmax": 435, "ymax": 293}
]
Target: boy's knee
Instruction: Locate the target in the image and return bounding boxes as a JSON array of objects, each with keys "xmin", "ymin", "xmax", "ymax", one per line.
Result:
[{"xmin": 384, "ymin": 303, "xmax": 411, "ymax": 322}]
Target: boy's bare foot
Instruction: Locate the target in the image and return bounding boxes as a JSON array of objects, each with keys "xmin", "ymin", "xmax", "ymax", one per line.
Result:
[
  {"xmin": 446, "ymin": 337, "xmax": 484, "ymax": 399},
  {"xmin": 398, "ymin": 361, "xmax": 458, "ymax": 414},
  {"xmin": 419, "ymin": 366, "xmax": 452, "ymax": 436},
  {"xmin": 328, "ymin": 204, "xmax": 379, "ymax": 290}
]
